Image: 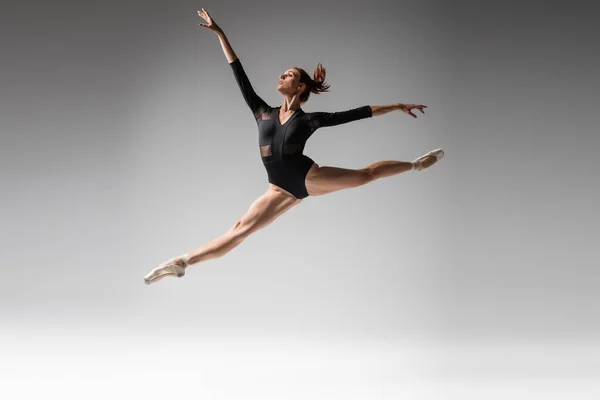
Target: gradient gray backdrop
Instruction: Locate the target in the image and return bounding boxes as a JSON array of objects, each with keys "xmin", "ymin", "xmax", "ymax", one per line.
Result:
[{"xmin": 1, "ymin": 0, "xmax": 599, "ymax": 399}]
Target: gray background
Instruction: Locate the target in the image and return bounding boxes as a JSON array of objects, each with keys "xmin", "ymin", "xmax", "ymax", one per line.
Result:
[{"xmin": 1, "ymin": 0, "xmax": 599, "ymax": 398}]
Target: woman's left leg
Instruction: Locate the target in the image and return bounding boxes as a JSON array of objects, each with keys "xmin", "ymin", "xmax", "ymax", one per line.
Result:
[
  {"xmin": 305, "ymin": 155, "xmax": 440, "ymax": 197},
  {"xmin": 144, "ymin": 185, "xmax": 301, "ymax": 284},
  {"xmin": 305, "ymin": 160, "xmax": 412, "ymax": 196}
]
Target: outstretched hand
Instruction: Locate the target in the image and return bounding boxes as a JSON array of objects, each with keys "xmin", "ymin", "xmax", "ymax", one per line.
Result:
[
  {"xmin": 197, "ymin": 8, "xmax": 221, "ymax": 33},
  {"xmin": 399, "ymin": 104, "xmax": 427, "ymax": 118}
]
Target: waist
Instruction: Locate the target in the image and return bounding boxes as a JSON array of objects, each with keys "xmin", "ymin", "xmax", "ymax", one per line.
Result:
[
  {"xmin": 259, "ymin": 143, "xmax": 304, "ymax": 158},
  {"xmin": 261, "ymin": 153, "xmax": 309, "ymax": 164},
  {"xmin": 261, "ymin": 153, "xmax": 314, "ymax": 168}
]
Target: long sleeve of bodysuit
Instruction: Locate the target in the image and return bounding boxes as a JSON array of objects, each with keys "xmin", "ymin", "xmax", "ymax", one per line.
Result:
[
  {"xmin": 230, "ymin": 58, "xmax": 270, "ymax": 120},
  {"xmin": 307, "ymin": 106, "xmax": 373, "ymax": 132}
]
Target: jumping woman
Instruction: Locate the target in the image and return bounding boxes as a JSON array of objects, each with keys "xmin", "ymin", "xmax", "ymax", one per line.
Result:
[{"xmin": 144, "ymin": 8, "xmax": 444, "ymax": 284}]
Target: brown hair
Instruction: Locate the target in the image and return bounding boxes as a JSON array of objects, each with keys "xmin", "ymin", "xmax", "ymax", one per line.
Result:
[{"xmin": 294, "ymin": 63, "xmax": 331, "ymax": 103}]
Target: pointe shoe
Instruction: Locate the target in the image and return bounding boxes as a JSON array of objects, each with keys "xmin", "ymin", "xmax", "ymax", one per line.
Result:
[
  {"xmin": 412, "ymin": 148, "xmax": 444, "ymax": 171},
  {"xmin": 144, "ymin": 256, "xmax": 187, "ymax": 285}
]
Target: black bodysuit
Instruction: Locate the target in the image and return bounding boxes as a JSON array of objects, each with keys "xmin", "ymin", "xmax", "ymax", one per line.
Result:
[{"xmin": 230, "ymin": 58, "xmax": 373, "ymax": 199}]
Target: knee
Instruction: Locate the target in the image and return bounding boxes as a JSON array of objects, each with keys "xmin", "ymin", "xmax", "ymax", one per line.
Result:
[{"xmin": 362, "ymin": 168, "xmax": 377, "ymax": 183}]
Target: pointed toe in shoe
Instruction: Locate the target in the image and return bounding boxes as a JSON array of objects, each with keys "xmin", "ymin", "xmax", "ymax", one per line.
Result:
[
  {"xmin": 412, "ymin": 148, "xmax": 444, "ymax": 171},
  {"xmin": 144, "ymin": 258, "xmax": 186, "ymax": 285}
]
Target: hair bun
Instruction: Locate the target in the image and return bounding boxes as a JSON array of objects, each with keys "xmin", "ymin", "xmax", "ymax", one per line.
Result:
[{"xmin": 313, "ymin": 63, "xmax": 326, "ymax": 83}]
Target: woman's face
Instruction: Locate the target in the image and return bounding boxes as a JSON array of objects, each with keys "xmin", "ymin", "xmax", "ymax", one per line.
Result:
[{"xmin": 277, "ymin": 68, "xmax": 304, "ymax": 96}]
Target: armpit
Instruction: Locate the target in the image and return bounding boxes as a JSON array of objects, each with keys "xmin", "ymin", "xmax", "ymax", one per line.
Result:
[{"xmin": 254, "ymin": 108, "xmax": 274, "ymax": 123}]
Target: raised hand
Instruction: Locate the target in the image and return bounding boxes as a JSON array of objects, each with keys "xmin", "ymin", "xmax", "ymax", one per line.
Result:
[
  {"xmin": 197, "ymin": 8, "xmax": 221, "ymax": 33},
  {"xmin": 399, "ymin": 104, "xmax": 427, "ymax": 119}
]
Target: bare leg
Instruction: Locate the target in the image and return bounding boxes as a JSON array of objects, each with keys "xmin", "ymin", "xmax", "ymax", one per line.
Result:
[
  {"xmin": 187, "ymin": 230, "xmax": 243, "ymax": 265},
  {"xmin": 189, "ymin": 185, "xmax": 300, "ymax": 264},
  {"xmin": 305, "ymin": 155, "xmax": 438, "ymax": 197},
  {"xmin": 144, "ymin": 185, "xmax": 300, "ymax": 284},
  {"xmin": 364, "ymin": 160, "xmax": 413, "ymax": 179}
]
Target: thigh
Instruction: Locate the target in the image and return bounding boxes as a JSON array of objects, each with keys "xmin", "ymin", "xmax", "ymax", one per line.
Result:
[
  {"xmin": 229, "ymin": 186, "xmax": 301, "ymax": 236},
  {"xmin": 305, "ymin": 163, "xmax": 371, "ymax": 196}
]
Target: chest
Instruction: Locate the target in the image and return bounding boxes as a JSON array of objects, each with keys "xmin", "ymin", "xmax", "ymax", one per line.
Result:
[
  {"xmin": 278, "ymin": 109, "xmax": 294, "ymax": 125},
  {"xmin": 257, "ymin": 109, "xmax": 311, "ymax": 145}
]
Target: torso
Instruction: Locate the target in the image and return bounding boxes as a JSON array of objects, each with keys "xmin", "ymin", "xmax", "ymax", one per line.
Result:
[
  {"xmin": 257, "ymin": 107, "xmax": 314, "ymax": 159},
  {"xmin": 257, "ymin": 106, "xmax": 316, "ymax": 199}
]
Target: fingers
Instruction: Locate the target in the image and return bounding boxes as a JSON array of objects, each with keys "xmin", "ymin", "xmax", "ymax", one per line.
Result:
[
  {"xmin": 197, "ymin": 9, "xmax": 209, "ymax": 21},
  {"xmin": 198, "ymin": 8, "xmax": 211, "ymax": 20},
  {"xmin": 399, "ymin": 103, "xmax": 428, "ymax": 118},
  {"xmin": 408, "ymin": 104, "xmax": 427, "ymax": 117},
  {"xmin": 197, "ymin": 8, "xmax": 214, "ymax": 29}
]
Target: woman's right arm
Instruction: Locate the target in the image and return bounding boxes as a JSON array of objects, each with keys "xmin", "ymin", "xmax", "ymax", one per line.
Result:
[
  {"xmin": 215, "ymin": 30, "xmax": 238, "ymax": 64},
  {"xmin": 198, "ymin": 8, "xmax": 237, "ymax": 63},
  {"xmin": 198, "ymin": 8, "xmax": 269, "ymax": 116}
]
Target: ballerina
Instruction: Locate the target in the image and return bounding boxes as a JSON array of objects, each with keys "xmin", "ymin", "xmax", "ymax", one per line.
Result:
[{"xmin": 144, "ymin": 8, "xmax": 444, "ymax": 284}]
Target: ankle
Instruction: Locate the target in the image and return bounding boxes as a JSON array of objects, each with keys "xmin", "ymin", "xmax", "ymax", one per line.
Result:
[{"xmin": 179, "ymin": 253, "xmax": 190, "ymax": 267}]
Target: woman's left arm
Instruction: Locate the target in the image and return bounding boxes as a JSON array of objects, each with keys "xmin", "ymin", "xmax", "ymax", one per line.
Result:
[
  {"xmin": 371, "ymin": 103, "xmax": 427, "ymax": 118},
  {"xmin": 308, "ymin": 102, "xmax": 427, "ymax": 132}
]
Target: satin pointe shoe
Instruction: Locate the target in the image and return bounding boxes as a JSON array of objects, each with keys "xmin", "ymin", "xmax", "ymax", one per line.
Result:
[
  {"xmin": 144, "ymin": 256, "xmax": 187, "ymax": 285},
  {"xmin": 412, "ymin": 148, "xmax": 444, "ymax": 171}
]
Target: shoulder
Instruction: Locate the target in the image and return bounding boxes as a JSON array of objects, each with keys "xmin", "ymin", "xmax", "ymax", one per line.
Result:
[{"xmin": 299, "ymin": 109, "xmax": 319, "ymax": 117}]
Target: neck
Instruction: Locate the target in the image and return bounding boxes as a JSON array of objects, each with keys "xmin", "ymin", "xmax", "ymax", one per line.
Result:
[{"xmin": 281, "ymin": 94, "xmax": 302, "ymax": 112}]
